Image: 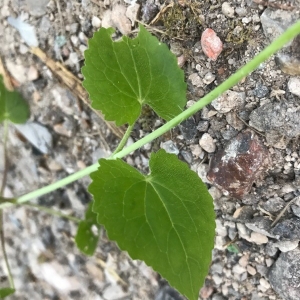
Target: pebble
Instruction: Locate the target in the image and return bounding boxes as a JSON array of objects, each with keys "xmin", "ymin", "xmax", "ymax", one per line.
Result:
[
  {"xmin": 260, "ymin": 8, "xmax": 296, "ymax": 47},
  {"xmin": 288, "ymin": 77, "xmax": 300, "ymax": 97},
  {"xmin": 190, "ymin": 144, "xmax": 204, "ymax": 158},
  {"xmin": 253, "ymin": 83, "xmax": 269, "ymax": 98},
  {"xmin": 197, "ymin": 120, "xmax": 209, "ymax": 132},
  {"xmin": 259, "ymin": 278, "xmax": 271, "ymax": 292},
  {"xmin": 14, "ymin": 122, "xmax": 53, "ymax": 155},
  {"xmin": 207, "ymin": 131, "xmax": 269, "ymax": 199},
  {"xmin": 222, "ymin": 2, "xmax": 235, "ymax": 18},
  {"xmin": 216, "ymin": 219, "xmax": 227, "ymax": 237},
  {"xmin": 199, "ymin": 133, "xmax": 216, "ymax": 153},
  {"xmin": 177, "ymin": 54, "xmax": 186, "ymax": 68},
  {"xmin": 209, "ymin": 186, "xmax": 223, "ymax": 201},
  {"xmin": 262, "ymin": 196, "xmax": 285, "ymax": 213},
  {"xmin": 6, "ymin": 60, "xmax": 27, "ymax": 84},
  {"xmin": 250, "ymin": 232, "xmax": 268, "ymax": 245},
  {"xmin": 160, "ymin": 140, "xmax": 179, "ymax": 155},
  {"xmin": 179, "ymin": 118, "xmax": 197, "ymax": 141},
  {"xmin": 126, "ymin": 3, "xmax": 140, "ymax": 26},
  {"xmin": 53, "ymin": 119, "xmax": 74, "ymax": 138},
  {"xmin": 212, "ymin": 274, "xmax": 223, "ymax": 285},
  {"xmin": 188, "ymin": 73, "xmax": 203, "ymax": 87},
  {"xmin": 91, "ymin": 16, "xmax": 101, "ymax": 28},
  {"xmin": 273, "ymin": 240, "xmax": 299, "ymax": 252},
  {"xmin": 111, "ymin": 4, "xmax": 132, "ymax": 35},
  {"xmin": 249, "ymin": 101, "xmax": 300, "ymax": 145},
  {"xmin": 211, "ymin": 90, "xmax": 245, "ymax": 113},
  {"xmin": 27, "ymin": 65, "xmax": 39, "ymax": 81},
  {"xmin": 271, "ymin": 217, "xmax": 300, "ymax": 241},
  {"xmin": 239, "ymin": 254, "xmax": 249, "ymax": 268},
  {"xmin": 245, "ymin": 217, "xmax": 277, "ymax": 239},
  {"xmin": 276, "ymin": 53, "xmax": 300, "ymax": 76},
  {"xmin": 197, "ymin": 163, "xmax": 210, "ymax": 183},
  {"xmin": 203, "ymin": 72, "xmax": 216, "ymax": 85},
  {"xmin": 226, "ymin": 112, "xmax": 244, "ymax": 131},
  {"xmin": 180, "ymin": 150, "xmax": 192, "ymax": 164},
  {"xmin": 235, "ymin": 7, "xmax": 247, "ymax": 17},
  {"xmin": 268, "ymin": 248, "xmax": 300, "ymax": 300},
  {"xmin": 265, "ymin": 258, "xmax": 274, "ymax": 267},
  {"xmin": 7, "ymin": 16, "xmax": 39, "ymax": 47},
  {"xmin": 141, "ymin": 2, "xmax": 159, "ymax": 23},
  {"xmin": 201, "ymin": 28, "xmax": 223, "ymax": 61},
  {"xmin": 246, "ymin": 265, "xmax": 257, "ymax": 276},
  {"xmin": 26, "ymin": 0, "xmax": 48, "ymax": 17},
  {"xmin": 232, "ymin": 264, "xmax": 246, "ymax": 275}
]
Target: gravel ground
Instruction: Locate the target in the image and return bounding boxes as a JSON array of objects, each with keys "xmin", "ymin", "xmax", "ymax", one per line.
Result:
[{"xmin": 0, "ymin": 0, "xmax": 300, "ymax": 299}]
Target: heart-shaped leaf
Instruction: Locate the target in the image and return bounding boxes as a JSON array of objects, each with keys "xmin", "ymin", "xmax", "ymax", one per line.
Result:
[
  {"xmin": 82, "ymin": 25, "xmax": 186, "ymax": 126},
  {"xmin": 89, "ymin": 150, "xmax": 215, "ymax": 300},
  {"xmin": 75, "ymin": 201, "xmax": 100, "ymax": 256},
  {"xmin": 0, "ymin": 75, "xmax": 30, "ymax": 124}
]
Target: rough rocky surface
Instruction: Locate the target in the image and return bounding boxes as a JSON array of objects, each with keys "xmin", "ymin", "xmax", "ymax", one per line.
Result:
[
  {"xmin": 0, "ymin": 0, "xmax": 300, "ymax": 300},
  {"xmin": 268, "ymin": 248, "xmax": 300, "ymax": 300}
]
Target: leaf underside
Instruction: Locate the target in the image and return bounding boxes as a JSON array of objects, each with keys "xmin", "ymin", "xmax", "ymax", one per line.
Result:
[
  {"xmin": 75, "ymin": 201, "xmax": 100, "ymax": 256},
  {"xmin": 82, "ymin": 25, "xmax": 187, "ymax": 126},
  {"xmin": 89, "ymin": 150, "xmax": 215, "ymax": 300},
  {"xmin": 0, "ymin": 75, "xmax": 30, "ymax": 124}
]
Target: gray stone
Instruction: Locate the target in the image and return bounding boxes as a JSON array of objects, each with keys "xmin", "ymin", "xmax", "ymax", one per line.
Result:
[
  {"xmin": 180, "ymin": 150, "xmax": 193, "ymax": 164},
  {"xmin": 203, "ymin": 72, "xmax": 216, "ymax": 85},
  {"xmin": 262, "ymin": 196, "xmax": 285, "ymax": 213},
  {"xmin": 242, "ymin": 194, "xmax": 259, "ymax": 205},
  {"xmin": 179, "ymin": 118, "xmax": 197, "ymax": 141},
  {"xmin": 291, "ymin": 204, "xmax": 300, "ymax": 218},
  {"xmin": 253, "ymin": 84, "xmax": 269, "ymax": 98},
  {"xmin": 197, "ymin": 163, "xmax": 210, "ymax": 183},
  {"xmin": 265, "ymin": 242, "xmax": 278, "ymax": 257},
  {"xmin": 260, "ymin": 8, "xmax": 297, "ymax": 47},
  {"xmin": 245, "ymin": 217, "xmax": 278, "ymax": 239},
  {"xmin": 160, "ymin": 140, "xmax": 179, "ymax": 155},
  {"xmin": 273, "ymin": 240, "xmax": 299, "ymax": 252},
  {"xmin": 211, "ymin": 90, "xmax": 245, "ymax": 113},
  {"xmin": 26, "ymin": 0, "xmax": 49, "ymax": 17},
  {"xmin": 271, "ymin": 217, "xmax": 300, "ymax": 241},
  {"xmin": 249, "ymin": 101, "xmax": 300, "ymax": 140},
  {"xmin": 268, "ymin": 248, "xmax": 300, "ymax": 300},
  {"xmin": 197, "ymin": 120, "xmax": 209, "ymax": 132}
]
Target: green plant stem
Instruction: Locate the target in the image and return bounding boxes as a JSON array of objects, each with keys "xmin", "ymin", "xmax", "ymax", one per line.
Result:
[
  {"xmin": 0, "ymin": 121, "xmax": 15, "ymax": 289},
  {"xmin": 0, "ymin": 20, "xmax": 299, "ymax": 209},
  {"xmin": 0, "ymin": 121, "xmax": 9, "ymax": 195},
  {"xmin": 113, "ymin": 123, "xmax": 135, "ymax": 155},
  {"xmin": 23, "ymin": 203, "xmax": 81, "ymax": 223}
]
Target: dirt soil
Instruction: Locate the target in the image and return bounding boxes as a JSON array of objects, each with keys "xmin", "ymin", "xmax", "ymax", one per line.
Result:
[{"xmin": 0, "ymin": 0, "xmax": 300, "ymax": 300}]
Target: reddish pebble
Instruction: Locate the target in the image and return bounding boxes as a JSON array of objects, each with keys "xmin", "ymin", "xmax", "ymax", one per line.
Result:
[
  {"xmin": 201, "ymin": 28, "xmax": 223, "ymax": 61},
  {"xmin": 207, "ymin": 131, "xmax": 269, "ymax": 199}
]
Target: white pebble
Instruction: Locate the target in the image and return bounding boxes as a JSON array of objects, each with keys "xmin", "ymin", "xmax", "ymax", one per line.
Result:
[
  {"xmin": 199, "ymin": 133, "xmax": 216, "ymax": 153},
  {"xmin": 222, "ymin": 2, "xmax": 235, "ymax": 18},
  {"xmin": 92, "ymin": 16, "xmax": 101, "ymax": 28}
]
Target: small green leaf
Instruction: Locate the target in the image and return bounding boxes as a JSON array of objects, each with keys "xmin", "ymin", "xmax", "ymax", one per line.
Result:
[
  {"xmin": 82, "ymin": 25, "xmax": 186, "ymax": 126},
  {"xmin": 89, "ymin": 149, "xmax": 215, "ymax": 300},
  {"xmin": 75, "ymin": 201, "xmax": 100, "ymax": 256},
  {"xmin": 0, "ymin": 75, "xmax": 30, "ymax": 124},
  {"xmin": 0, "ymin": 287, "xmax": 15, "ymax": 298},
  {"xmin": 227, "ymin": 244, "xmax": 240, "ymax": 254}
]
